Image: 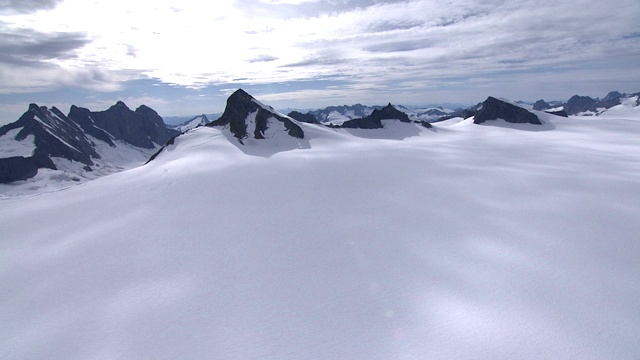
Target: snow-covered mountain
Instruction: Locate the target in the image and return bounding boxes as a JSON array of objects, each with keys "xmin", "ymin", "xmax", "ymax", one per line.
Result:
[
  {"xmin": 3, "ymin": 96, "xmax": 640, "ymax": 359},
  {"xmin": 289, "ymin": 104, "xmax": 459, "ymax": 125},
  {"xmin": 305, "ymin": 103, "xmax": 383, "ymax": 125},
  {"xmin": 532, "ymin": 91, "xmax": 640, "ymax": 116},
  {"xmin": 0, "ymin": 101, "xmax": 178, "ymax": 192},
  {"xmin": 329, "ymin": 102, "xmax": 433, "ymax": 131},
  {"xmin": 171, "ymin": 114, "xmax": 210, "ymax": 133}
]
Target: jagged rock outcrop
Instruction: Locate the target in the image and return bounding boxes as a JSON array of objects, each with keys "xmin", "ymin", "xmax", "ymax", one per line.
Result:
[
  {"xmin": 334, "ymin": 103, "xmax": 412, "ymax": 129},
  {"xmin": 207, "ymin": 89, "xmax": 304, "ymax": 142},
  {"xmin": 287, "ymin": 111, "xmax": 318, "ymax": 124},
  {"xmin": 1, "ymin": 101, "xmax": 177, "ymax": 183},
  {"xmin": 88, "ymin": 101, "xmax": 178, "ymax": 149},
  {"xmin": 68, "ymin": 105, "xmax": 115, "ymax": 147},
  {"xmin": 533, "ymin": 99, "xmax": 551, "ymax": 111},
  {"xmin": 0, "ymin": 151, "xmax": 56, "ymax": 183},
  {"xmin": 308, "ymin": 104, "xmax": 379, "ymax": 123},
  {"xmin": 0, "ymin": 104, "xmax": 100, "ymax": 166},
  {"xmin": 563, "ymin": 95, "xmax": 598, "ymax": 115},
  {"xmin": 545, "ymin": 109, "xmax": 568, "ymax": 117},
  {"xmin": 473, "ymin": 97, "xmax": 541, "ymax": 125}
]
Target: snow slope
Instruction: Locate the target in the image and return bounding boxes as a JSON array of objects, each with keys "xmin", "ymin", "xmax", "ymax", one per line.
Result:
[
  {"xmin": 2, "ymin": 114, "xmax": 640, "ymax": 360},
  {"xmin": 0, "ymin": 138, "xmax": 157, "ymax": 197}
]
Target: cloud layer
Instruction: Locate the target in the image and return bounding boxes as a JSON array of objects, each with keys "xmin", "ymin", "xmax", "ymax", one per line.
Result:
[{"xmin": 0, "ymin": 0, "xmax": 639, "ymax": 118}]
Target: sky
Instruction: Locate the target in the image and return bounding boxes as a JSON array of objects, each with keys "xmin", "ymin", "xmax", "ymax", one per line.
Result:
[{"xmin": 0, "ymin": 0, "xmax": 639, "ymax": 125}]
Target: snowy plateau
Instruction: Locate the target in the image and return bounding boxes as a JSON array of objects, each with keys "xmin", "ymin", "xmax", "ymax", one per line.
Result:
[{"xmin": 1, "ymin": 93, "xmax": 640, "ymax": 360}]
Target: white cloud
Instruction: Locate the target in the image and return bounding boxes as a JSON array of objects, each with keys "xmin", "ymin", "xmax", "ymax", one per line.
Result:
[{"xmin": 0, "ymin": 0, "xmax": 638, "ymax": 104}]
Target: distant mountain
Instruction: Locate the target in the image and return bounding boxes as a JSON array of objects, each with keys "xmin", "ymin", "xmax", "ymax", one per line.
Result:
[
  {"xmin": 533, "ymin": 99, "xmax": 551, "ymax": 111},
  {"xmin": 287, "ymin": 111, "xmax": 318, "ymax": 124},
  {"xmin": 307, "ymin": 104, "xmax": 383, "ymax": 125},
  {"xmin": 290, "ymin": 104, "xmax": 456, "ymax": 124},
  {"xmin": 0, "ymin": 102, "xmax": 177, "ymax": 184},
  {"xmin": 474, "ymin": 97, "xmax": 542, "ymax": 125},
  {"xmin": 435, "ymin": 103, "xmax": 482, "ymax": 122},
  {"xmin": 207, "ymin": 89, "xmax": 304, "ymax": 143},
  {"xmin": 149, "ymin": 89, "xmax": 309, "ymax": 161},
  {"xmin": 333, "ymin": 103, "xmax": 424, "ymax": 129},
  {"xmin": 561, "ymin": 91, "xmax": 640, "ymax": 115},
  {"xmin": 84, "ymin": 101, "xmax": 178, "ymax": 148},
  {"xmin": 172, "ymin": 114, "xmax": 210, "ymax": 133}
]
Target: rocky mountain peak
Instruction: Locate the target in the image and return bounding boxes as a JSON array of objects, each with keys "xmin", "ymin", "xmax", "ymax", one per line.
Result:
[
  {"xmin": 208, "ymin": 89, "xmax": 304, "ymax": 143},
  {"xmin": 474, "ymin": 97, "xmax": 541, "ymax": 125},
  {"xmin": 533, "ymin": 99, "xmax": 551, "ymax": 111}
]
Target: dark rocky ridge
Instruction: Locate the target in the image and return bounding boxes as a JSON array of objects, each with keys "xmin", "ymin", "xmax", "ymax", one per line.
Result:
[
  {"xmin": 563, "ymin": 95, "xmax": 598, "ymax": 115},
  {"xmin": 68, "ymin": 105, "xmax": 115, "ymax": 147},
  {"xmin": 1, "ymin": 104, "xmax": 100, "ymax": 166},
  {"xmin": 334, "ymin": 103, "xmax": 421, "ymax": 129},
  {"xmin": 1, "ymin": 101, "xmax": 177, "ymax": 183},
  {"xmin": 87, "ymin": 101, "xmax": 178, "ymax": 148},
  {"xmin": 0, "ymin": 151, "xmax": 56, "ymax": 183},
  {"xmin": 533, "ymin": 99, "xmax": 551, "ymax": 111},
  {"xmin": 308, "ymin": 103, "xmax": 381, "ymax": 123},
  {"xmin": 208, "ymin": 89, "xmax": 304, "ymax": 142},
  {"xmin": 545, "ymin": 109, "xmax": 568, "ymax": 117},
  {"xmin": 473, "ymin": 97, "xmax": 542, "ymax": 125},
  {"xmin": 287, "ymin": 111, "xmax": 318, "ymax": 124}
]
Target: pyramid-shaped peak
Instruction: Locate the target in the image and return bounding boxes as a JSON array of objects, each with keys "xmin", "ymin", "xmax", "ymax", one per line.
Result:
[
  {"xmin": 228, "ymin": 88, "xmax": 254, "ymax": 102},
  {"xmin": 208, "ymin": 89, "xmax": 304, "ymax": 142},
  {"xmin": 114, "ymin": 100, "xmax": 130, "ymax": 109},
  {"xmin": 370, "ymin": 102, "xmax": 411, "ymax": 122}
]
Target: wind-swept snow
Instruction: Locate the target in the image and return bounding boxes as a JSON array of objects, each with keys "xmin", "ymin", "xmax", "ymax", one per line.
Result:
[
  {"xmin": 2, "ymin": 114, "xmax": 640, "ymax": 360},
  {"xmin": 0, "ymin": 128, "xmax": 35, "ymax": 157}
]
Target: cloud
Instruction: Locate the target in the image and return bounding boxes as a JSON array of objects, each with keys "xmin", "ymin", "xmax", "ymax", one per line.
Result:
[
  {"xmin": 0, "ymin": 27, "xmax": 90, "ymax": 66},
  {"xmin": 0, "ymin": 0, "xmax": 638, "ymax": 109},
  {"xmin": 0, "ymin": 0, "xmax": 64, "ymax": 14}
]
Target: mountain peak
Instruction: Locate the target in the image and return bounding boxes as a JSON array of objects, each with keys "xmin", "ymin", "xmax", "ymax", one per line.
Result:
[
  {"xmin": 208, "ymin": 89, "xmax": 304, "ymax": 143},
  {"xmin": 474, "ymin": 97, "xmax": 541, "ymax": 125}
]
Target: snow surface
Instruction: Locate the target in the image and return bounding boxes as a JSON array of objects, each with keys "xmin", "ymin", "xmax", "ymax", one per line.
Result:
[
  {"xmin": 0, "ymin": 128, "xmax": 36, "ymax": 157},
  {"xmin": 0, "ymin": 136, "xmax": 156, "ymax": 197},
  {"xmin": 2, "ymin": 112, "xmax": 640, "ymax": 360}
]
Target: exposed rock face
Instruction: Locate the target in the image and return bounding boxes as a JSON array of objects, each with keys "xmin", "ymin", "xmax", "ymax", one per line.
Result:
[
  {"xmin": 336, "ymin": 116, "xmax": 383, "ymax": 129},
  {"xmin": 88, "ymin": 101, "xmax": 178, "ymax": 149},
  {"xmin": 287, "ymin": 111, "xmax": 318, "ymax": 123},
  {"xmin": 68, "ymin": 105, "xmax": 115, "ymax": 147},
  {"xmin": 208, "ymin": 89, "xmax": 304, "ymax": 142},
  {"xmin": 308, "ymin": 104, "xmax": 379, "ymax": 123},
  {"xmin": 335, "ymin": 103, "xmax": 411, "ymax": 129},
  {"xmin": 370, "ymin": 103, "xmax": 411, "ymax": 123},
  {"xmin": 563, "ymin": 95, "xmax": 598, "ymax": 115},
  {"xmin": 545, "ymin": 109, "xmax": 568, "ymax": 117},
  {"xmin": 1, "ymin": 101, "xmax": 176, "ymax": 183},
  {"xmin": 533, "ymin": 99, "xmax": 551, "ymax": 111},
  {"xmin": 0, "ymin": 151, "xmax": 56, "ymax": 183},
  {"xmin": 473, "ymin": 97, "xmax": 542, "ymax": 125},
  {"xmin": 0, "ymin": 104, "xmax": 100, "ymax": 166}
]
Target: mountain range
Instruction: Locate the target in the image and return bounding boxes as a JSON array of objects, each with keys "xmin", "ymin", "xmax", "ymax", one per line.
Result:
[
  {"xmin": 0, "ymin": 101, "xmax": 178, "ymax": 185},
  {"xmin": 1, "ymin": 89, "xmax": 638, "ymax": 190}
]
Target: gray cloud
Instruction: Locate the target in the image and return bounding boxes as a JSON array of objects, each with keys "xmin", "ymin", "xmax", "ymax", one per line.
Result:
[
  {"xmin": 364, "ymin": 39, "xmax": 432, "ymax": 53},
  {"xmin": 248, "ymin": 55, "xmax": 279, "ymax": 63},
  {"xmin": 0, "ymin": 27, "xmax": 91, "ymax": 66},
  {"xmin": 0, "ymin": 0, "xmax": 64, "ymax": 14}
]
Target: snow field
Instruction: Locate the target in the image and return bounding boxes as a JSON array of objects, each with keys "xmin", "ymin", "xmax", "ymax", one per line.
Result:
[{"xmin": 1, "ymin": 114, "xmax": 640, "ymax": 359}]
